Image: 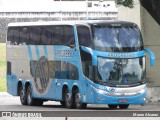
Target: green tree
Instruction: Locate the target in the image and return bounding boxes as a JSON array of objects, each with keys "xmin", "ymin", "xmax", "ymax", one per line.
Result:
[
  {"xmin": 116, "ymin": 0, "xmax": 134, "ymax": 8},
  {"xmin": 116, "ymin": 0, "xmax": 160, "ymax": 25}
]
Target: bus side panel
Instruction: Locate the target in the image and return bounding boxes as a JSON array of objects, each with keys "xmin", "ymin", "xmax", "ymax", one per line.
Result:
[
  {"xmin": 31, "ymin": 79, "xmax": 57, "ymax": 100},
  {"xmin": 7, "ymin": 75, "xmax": 19, "ymax": 96},
  {"xmin": 6, "ymin": 45, "xmax": 32, "ymax": 96},
  {"xmin": 79, "ymin": 76, "xmax": 97, "ymax": 103}
]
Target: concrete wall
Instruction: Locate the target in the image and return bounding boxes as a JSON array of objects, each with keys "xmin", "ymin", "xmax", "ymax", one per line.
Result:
[
  {"xmin": 141, "ymin": 6, "xmax": 160, "ymax": 87},
  {"xmin": 118, "ymin": 0, "xmax": 160, "ymax": 87},
  {"xmin": 118, "ymin": 0, "xmax": 160, "ymax": 103},
  {"xmin": 118, "ymin": 0, "xmax": 141, "ymax": 28}
]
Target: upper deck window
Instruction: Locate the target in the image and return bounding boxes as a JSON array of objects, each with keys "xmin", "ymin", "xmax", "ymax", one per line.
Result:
[
  {"xmin": 7, "ymin": 25, "xmax": 75, "ymax": 47},
  {"xmin": 77, "ymin": 26, "xmax": 92, "ymax": 47},
  {"xmin": 7, "ymin": 28, "xmax": 20, "ymax": 45},
  {"xmin": 92, "ymin": 24, "xmax": 143, "ymax": 52}
]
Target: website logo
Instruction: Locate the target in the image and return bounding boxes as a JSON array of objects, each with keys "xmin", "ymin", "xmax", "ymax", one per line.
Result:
[{"xmin": 2, "ymin": 112, "xmax": 11, "ymax": 117}]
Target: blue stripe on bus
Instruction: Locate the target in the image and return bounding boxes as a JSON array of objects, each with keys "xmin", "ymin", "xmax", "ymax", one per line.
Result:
[
  {"xmin": 52, "ymin": 46, "xmax": 54, "ymax": 59},
  {"xmin": 35, "ymin": 45, "xmax": 40, "ymax": 59},
  {"xmin": 27, "ymin": 45, "xmax": 35, "ymax": 76},
  {"xmin": 74, "ymin": 25, "xmax": 78, "ymax": 47},
  {"xmin": 43, "ymin": 45, "xmax": 48, "ymax": 57},
  {"xmin": 81, "ymin": 46, "xmax": 146, "ymax": 66},
  {"xmin": 28, "ymin": 45, "xmax": 33, "ymax": 60}
]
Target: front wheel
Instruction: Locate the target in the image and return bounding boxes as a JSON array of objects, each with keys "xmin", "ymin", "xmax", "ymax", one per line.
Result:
[
  {"xmin": 74, "ymin": 89, "xmax": 87, "ymax": 109},
  {"xmin": 119, "ymin": 104, "xmax": 129, "ymax": 109}
]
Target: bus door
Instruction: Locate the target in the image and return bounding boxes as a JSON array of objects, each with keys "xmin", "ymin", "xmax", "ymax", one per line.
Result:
[{"xmin": 77, "ymin": 25, "xmax": 94, "ymax": 103}]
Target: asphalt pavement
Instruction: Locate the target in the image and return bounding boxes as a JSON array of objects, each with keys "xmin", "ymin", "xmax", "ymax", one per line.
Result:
[{"xmin": 0, "ymin": 92, "xmax": 160, "ymax": 120}]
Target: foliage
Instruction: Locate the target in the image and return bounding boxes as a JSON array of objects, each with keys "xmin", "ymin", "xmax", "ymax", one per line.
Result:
[
  {"xmin": 116, "ymin": 0, "xmax": 134, "ymax": 8},
  {"xmin": 0, "ymin": 43, "xmax": 6, "ymax": 92}
]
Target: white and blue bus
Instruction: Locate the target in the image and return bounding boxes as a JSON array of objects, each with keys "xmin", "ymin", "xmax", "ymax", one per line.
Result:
[{"xmin": 7, "ymin": 20, "xmax": 155, "ymax": 109}]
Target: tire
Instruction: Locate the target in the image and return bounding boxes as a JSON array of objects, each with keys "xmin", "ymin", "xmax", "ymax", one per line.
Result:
[
  {"xmin": 60, "ymin": 101, "xmax": 66, "ymax": 107},
  {"xmin": 64, "ymin": 90, "xmax": 74, "ymax": 109},
  {"xmin": 108, "ymin": 104, "xmax": 118, "ymax": 109},
  {"xmin": 27, "ymin": 86, "xmax": 36, "ymax": 106},
  {"xmin": 119, "ymin": 104, "xmax": 129, "ymax": 109},
  {"xmin": 20, "ymin": 86, "xmax": 27, "ymax": 105},
  {"xmin": 74, "ymin": 89, "xmax": 87, "ymax": 109}
]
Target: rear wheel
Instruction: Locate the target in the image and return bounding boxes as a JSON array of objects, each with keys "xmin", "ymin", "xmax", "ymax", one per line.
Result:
[
  {"xmin": 27, "ymin": 86, "xmax": 36, "ymax": 106},
  {"xmin": 119, "ymin": 104, "xmax": 129, "ymax": 109},
  {"xmin": 74, "ymin": 89, "xmax": 87, "ymax": 109},
  {"xmin": 108, "ymin": 104, "xmax": 118, "ymax": 109},
  {"xmin": 20, "ymin": 86, "xmax": 27, "ymax": 105},
  {"xmin": 64, "ymin": 90, "xmax": 74, "ymax": 109}
]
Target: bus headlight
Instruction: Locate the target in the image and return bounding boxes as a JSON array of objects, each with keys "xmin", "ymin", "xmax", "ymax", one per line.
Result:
[
  {"xmin": 137, "ymin": 89, "xmax": 146, "ymax": 94},
  {"xmin": 91, "ymin": 86, "xmax": 110, "ymax": 95}
]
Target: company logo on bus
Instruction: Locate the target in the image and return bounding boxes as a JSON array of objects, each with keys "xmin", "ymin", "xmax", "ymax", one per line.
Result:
[
  {"xmin": 34, "ymin": 56, "xmax": 50, "ymax": 94},
  {"xmin": 55, "ymin": 50, "xmax": 74, "ymax": 58},
  {"xmin": 122, "ymin": 78, "xmax": 128, "ymax": 84},
  {"xmin": 109, "ymin": 87, "xmax": 116, "ymax": 92},
  {"xmin": 108, "ymin": 53, "xmax": 135, "ymax": 58}
]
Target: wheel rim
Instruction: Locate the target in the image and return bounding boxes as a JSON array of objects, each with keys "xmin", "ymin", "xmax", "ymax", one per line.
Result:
[
  {"xmin": 65, "ymin": 93, "xmax": 71, "ymax": 107},
  {"xmin": 20, "ymin": 90, "xmax": 25, "ymax": 102},
  {"xmin": 75, "ymin": 93, "xmax": 80, "ymax": 108},
  {"xmin": 27, "ymin": 89, "xmax": 32, "ymax": 104}
]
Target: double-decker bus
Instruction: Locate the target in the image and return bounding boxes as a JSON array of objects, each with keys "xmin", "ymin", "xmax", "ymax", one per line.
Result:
[{"xmin": 6, "ymin": 20, "xmax": 155, "ymax": 109}]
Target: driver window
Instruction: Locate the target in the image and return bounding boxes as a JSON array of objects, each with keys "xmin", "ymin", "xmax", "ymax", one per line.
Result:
[
  {"xmin": 77, "ymin": 26, "xmax": 91, "ymax": 47},
  {"xmin": 63, "ymin": 25, "xmax": 75, "ymax": 47}
]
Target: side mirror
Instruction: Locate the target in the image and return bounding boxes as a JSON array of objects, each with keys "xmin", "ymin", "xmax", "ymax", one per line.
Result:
[{"xmin": 144, "ymin": 48, "xmax": 155, "ymax": 67}]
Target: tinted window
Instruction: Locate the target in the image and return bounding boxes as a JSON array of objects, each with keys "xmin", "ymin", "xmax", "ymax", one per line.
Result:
[
  {"xmin": 7, "ymin": 28, "xmax": 20, "ymax": 45},
  {"xmin": 52, "ymin": 26, "xmax": 63, "ymax": 45},
  {"xmin": 8, "ymin": 25, "xmax": 76, "ymax": 47},
  {"xmin": 30, "ymin": 27, "xmax": 41, "ymax": 45},
  {"xmin": 30, "ymin": 61, "xmax": 79, "ymax": 80},
  {"xmin": 92, "ymin": 25, "xmax": 143, "ymax": 52},
  {"xmin": 19, "ymin": 27, "xmax": 29, "ymax": 45},
  {"xmin": 41, "ymin": 26, "xmax": 52, "ymax": 45},
  {"xmin": 77, "ymin": 26, "xmax": 91, "ymax": 47},
  {"xmin": 63, "ymin": 26, "xmax": 75, "ymax": 46}
]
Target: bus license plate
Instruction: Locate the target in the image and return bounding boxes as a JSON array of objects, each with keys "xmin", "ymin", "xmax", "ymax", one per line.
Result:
[{"xmin": 119, "ymin": 99, "xmax": 127, "ymax": 103}]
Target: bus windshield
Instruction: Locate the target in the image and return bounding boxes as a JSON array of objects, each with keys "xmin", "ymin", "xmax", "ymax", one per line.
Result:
[
  {"xmin": 96, "ymin": 57, "xmax": 146, "ymax": 86},
  {"xmin": 92, "ymin": 25, "xmax": 143, "ymax": 52}
]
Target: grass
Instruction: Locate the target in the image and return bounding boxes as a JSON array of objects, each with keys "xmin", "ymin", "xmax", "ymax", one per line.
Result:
[
  {"xmin": 0, "ymin": 77, "xmax": 6, "ymax": 92},
  {"xmin": 0, "ymin": 43, "xmax": 6, "ymax": 92}
]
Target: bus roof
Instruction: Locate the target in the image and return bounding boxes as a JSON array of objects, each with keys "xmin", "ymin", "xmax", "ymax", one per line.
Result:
[{"xmin": 8, "ymin": 20, "xmax": 137, "ymax": 27}]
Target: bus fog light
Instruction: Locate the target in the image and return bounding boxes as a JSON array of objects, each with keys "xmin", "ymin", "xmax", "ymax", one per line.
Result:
[
  {"xmin": 96, "ymin": 97, "xmax": 105, "ymax": 101},
  {"xmin": 140, "ymin": 97, "xmax": 146, "ymax": 101}
]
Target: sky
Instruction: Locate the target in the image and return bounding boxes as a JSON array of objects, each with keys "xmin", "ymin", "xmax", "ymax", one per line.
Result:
[{"xmin": 0, "ymin": 0, "xmax": 117, "ymax": 12}]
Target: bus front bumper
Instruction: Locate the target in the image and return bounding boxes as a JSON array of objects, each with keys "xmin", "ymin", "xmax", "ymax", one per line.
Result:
[{"xmin": 91, "ymin": 86, "xmax": 147, "ymax": 105}]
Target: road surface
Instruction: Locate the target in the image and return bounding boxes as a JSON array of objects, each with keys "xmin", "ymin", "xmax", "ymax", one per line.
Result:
[{"xmin": 0, "ymin": 92, "xmax": 160, "ymax": 120}]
